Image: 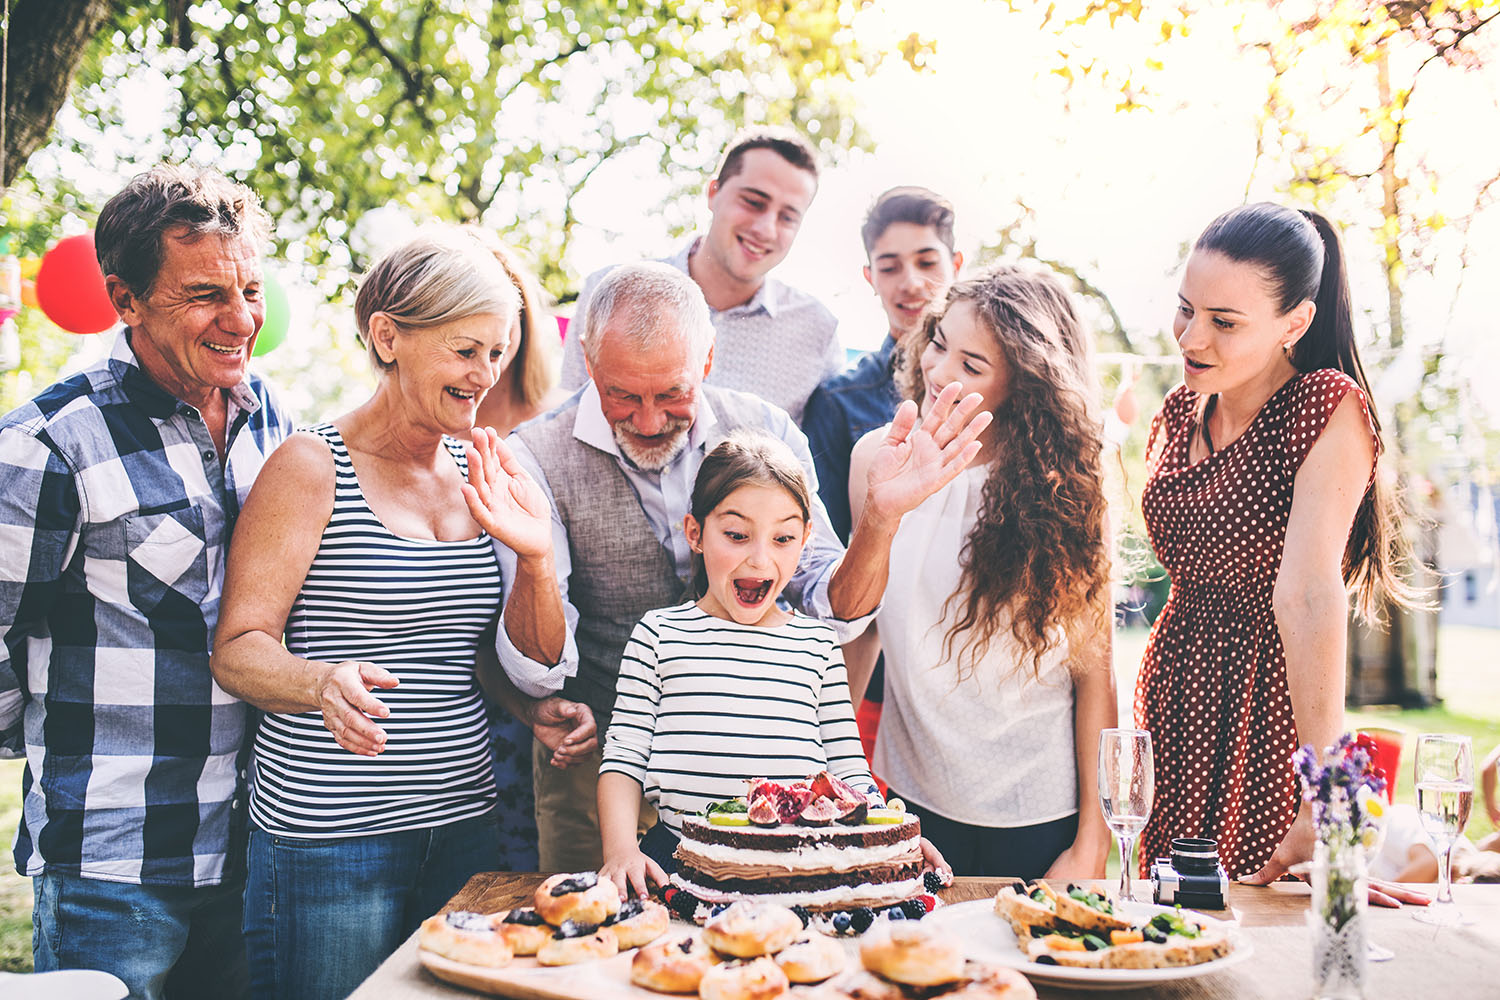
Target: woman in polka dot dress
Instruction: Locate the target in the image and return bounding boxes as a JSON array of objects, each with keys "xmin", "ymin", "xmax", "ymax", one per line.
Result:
[{"xmin": 1137, "ymin": 203, "xmax": 1416, "ymax": 885}]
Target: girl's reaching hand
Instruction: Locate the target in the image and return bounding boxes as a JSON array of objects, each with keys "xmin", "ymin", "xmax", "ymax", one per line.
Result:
[
  {"xmin": 461, "ymin": 427, "xmax": 553, "ymax": 560},
  {"xmin": 918, "ymin": 836, "xmax": 952, "ymax": 879},
  {"xmin": 601, "ymin": 847, "xmax": 668, "ymax": 901}
]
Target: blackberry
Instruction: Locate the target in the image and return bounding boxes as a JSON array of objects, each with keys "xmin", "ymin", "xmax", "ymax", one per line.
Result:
[
  {"xmin": 790, "ymin": 905, "xmax": 812, "ymax": 929},
  {"xmin": 849, "ymin": 907, "xmax": 876, "ymax": 933},
  {"xmin": 900, "ymin": 899, "xmax": 927, "ymax": 921},
  {"xmin": 923, "ymin": 870, "xmax": 945, "ymax": 894},
  {"xmin": 831, "ymin": 912, "xmax": 852, "ymax": 933},
  {"xmin": 669, "ymin": 890, "xmax": 699, "ymax": 920}
]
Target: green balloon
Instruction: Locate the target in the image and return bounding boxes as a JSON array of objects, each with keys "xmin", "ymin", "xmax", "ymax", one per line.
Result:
[{"xmin": 253, "ymin": 270, "xmax": 290, "ymax": 356}]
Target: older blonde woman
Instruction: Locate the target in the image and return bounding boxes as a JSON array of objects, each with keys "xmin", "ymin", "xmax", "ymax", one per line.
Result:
[{"xmin": 212, "ymin": 227, "xmax": 594, "ymax": 1000}]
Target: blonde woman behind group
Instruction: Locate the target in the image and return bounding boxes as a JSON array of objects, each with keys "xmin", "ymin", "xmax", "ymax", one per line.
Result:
[
  {"xmin": 465, "ymin": 228, "xmax": 570, "ymax": 436},
  {"xmin": 846, "ymin": 264, "xmax": 1117, "ymax": 879}
]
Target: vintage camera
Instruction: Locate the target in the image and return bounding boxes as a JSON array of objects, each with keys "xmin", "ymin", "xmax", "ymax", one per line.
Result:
[{"xmin": 1151, "ymin": 837, "xmax": 1228, "ymax": 910}]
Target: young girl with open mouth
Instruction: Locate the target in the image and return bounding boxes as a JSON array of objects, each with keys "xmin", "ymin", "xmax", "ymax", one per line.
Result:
[{"xmin": 596, "ymin": 432, "xmax": 948, "ymax": 899}]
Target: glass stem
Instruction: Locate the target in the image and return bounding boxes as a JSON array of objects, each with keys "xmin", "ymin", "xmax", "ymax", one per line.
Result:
[
  {"xmin": 1117, "ymin": 834, "xmax": 1134, "ymax": 900},
  {"xmin": 1438, "ymin": 842, "xmax": 1454, "ymax": 904}
]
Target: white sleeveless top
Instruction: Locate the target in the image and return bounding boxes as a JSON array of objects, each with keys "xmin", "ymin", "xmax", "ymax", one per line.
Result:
[{"xmin": 873, "ymin": 464, "xmax": 1078, "ymax": 827}]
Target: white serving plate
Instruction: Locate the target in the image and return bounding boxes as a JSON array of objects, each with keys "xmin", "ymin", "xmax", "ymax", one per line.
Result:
[{"xmin": 922, "ymin": 897, "xmax": 1254, "ymax": 991}]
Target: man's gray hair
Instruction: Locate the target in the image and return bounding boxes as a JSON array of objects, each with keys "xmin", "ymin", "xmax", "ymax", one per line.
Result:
[
  {"xmin": 580, "ymin": 262, "xmax": 714, "ymax": 370},
  {"xmin": 95, "ymin": 163, "xmax": 272, "ymax": 298},
  {"xmin": 354, "ymin": 225, "xmax": 520, "ymax": 372}
]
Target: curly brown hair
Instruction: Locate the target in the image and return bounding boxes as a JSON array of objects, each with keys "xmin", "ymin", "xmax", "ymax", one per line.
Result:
[{"xmin": 896, "ymin": 264, "xmax": 1111, "ymax": 683}]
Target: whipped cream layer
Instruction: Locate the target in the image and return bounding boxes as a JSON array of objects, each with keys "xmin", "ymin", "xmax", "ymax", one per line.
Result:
[{"xmin": 675, "ymin": 835, "xmax": 921, "ymax": 874}]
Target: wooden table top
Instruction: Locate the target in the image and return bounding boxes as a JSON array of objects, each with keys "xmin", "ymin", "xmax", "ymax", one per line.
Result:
[{"xmin": 349, "ymin": 873, "xmax": 1500, "ymax": 1000}]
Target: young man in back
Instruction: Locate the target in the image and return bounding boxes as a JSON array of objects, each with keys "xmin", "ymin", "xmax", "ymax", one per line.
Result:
[
  {"xmin": 561, "ymin": 129, "xmax": 841, "ymax": 422},
  {"xmin": 802, "ymin": 186, "xmax": 963, "ymax": 542}
]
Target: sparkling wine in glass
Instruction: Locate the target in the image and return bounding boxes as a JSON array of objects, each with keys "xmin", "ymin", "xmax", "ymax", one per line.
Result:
[
  {"xmin": 1099, "ymin": 728, "xmax": 1154, "ymax": 902},
  {"xmin": 1413, "ymin": 733, "xmax": 1474, "ymax": 926}
]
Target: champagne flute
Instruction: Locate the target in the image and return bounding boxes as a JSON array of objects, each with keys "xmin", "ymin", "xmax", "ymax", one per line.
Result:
[
  {"xmin": 1099, "ymin": 728, "xmax": 1154, "ymax": 902},
  {"xmin": 1413, "ymin": 733, "xmax": 1474, "ymax": 926}
]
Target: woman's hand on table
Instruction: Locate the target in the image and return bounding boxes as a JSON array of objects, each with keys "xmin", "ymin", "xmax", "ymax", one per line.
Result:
[
  {"xmin": 1240, "ymin": 805, "xmax": 1432, "ymax": 908},
  {"xmin": 528, "ymin": 697, "xmax": 596, "ymax": 767},
  {"xmin": 601, "ymin": 847, "xmax": 667, "ymax": 901},
  {"xmin": 462, "ymin": 427, "xmax": 553, "ymax": 561},
  {"xmin": 1044, "ymin": 837, "xmax": 1109, "ymax": 880},
  {"xmin": 315, "ymin": 660, "xmax": 398, "ymax": 756}
]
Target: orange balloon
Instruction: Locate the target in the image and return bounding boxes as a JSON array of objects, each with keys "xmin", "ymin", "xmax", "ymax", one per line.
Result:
[{"xmin": 21, "ymin": 278, "xmax": 39, "ymax": 309}]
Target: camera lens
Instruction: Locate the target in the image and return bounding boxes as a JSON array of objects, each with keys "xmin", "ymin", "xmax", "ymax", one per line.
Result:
[{"xmin": 1169, "ymin": 837, "xmax": 1220, "ymax": 875}]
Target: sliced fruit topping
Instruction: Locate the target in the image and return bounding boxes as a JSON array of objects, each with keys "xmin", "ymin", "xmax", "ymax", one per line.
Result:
[
  {"xmin": 747, "ymin": 794, "xmax": 781, "ymax": 826},
  {"xmin": 798, "ymin": 797, "xmax": 840, "ymax": 826},
  {"xmin": 708, "ymin": 812, "xmax": 751, "ymax": 827},
  {"xmin": 864, "ymin": 808, "xmax": 903, "ymax": 824}
]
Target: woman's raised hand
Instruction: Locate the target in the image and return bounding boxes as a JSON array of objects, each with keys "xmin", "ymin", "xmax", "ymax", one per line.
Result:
[
  {"xmin": 864, "ymin": 383, "xmax": 992, "ymax": 524},
  {"xmin": 315, "ymin": 660, "xmax": 399, "ymax": 756},
  {"xmin": 462, "ymin": 427, "xmax": 554, "ymax": 560}
]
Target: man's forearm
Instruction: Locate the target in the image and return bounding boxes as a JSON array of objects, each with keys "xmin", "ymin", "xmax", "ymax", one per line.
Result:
[
  {"xmin": 505, "ymin": 552, "xmax": 568, "ymax": 665},
  {"xmin": 826, "ymin": 507, "xmax": 901, "ymax": 621}
]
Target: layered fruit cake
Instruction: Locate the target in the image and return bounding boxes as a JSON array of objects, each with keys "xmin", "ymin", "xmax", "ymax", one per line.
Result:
[{"xmin": 668, "ymin": 771, "xmax": 928, "ymax": 914}]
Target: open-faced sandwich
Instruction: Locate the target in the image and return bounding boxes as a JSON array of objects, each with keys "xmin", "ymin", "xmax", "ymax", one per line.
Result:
[
  {"xmin": 1023, "ymin": 907, "xmax": 1232, "ymax": 970},
  {"xmin": 992, "ymin": 882, "xmax": 1066, "ymax": 939},
  {"xmin": 1041, "ymin": 883, "xmax": 1133, "ymax": 934}
]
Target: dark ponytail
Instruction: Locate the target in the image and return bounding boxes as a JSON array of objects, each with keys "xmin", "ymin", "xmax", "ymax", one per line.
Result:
[
  {"xmin": 1291, "ymin": 210, "xmax": 1382, "ymax": 438},
  {"xmin": 1194, "ymin": 202, "xmax": 1418, "ymax": 620}
]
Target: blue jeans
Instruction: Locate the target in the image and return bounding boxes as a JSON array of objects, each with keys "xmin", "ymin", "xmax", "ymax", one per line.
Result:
[
  {"xmin": 244, "ymin": 812, "xmax": 500, "ymax": 1000},
  {"xmin": 32, "ymin": 870, "xmax": 248, "ymax": 1000}
]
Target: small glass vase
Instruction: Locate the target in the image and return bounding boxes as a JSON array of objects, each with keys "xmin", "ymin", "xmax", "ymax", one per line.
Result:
[{"xmin": 1309, "ymin": 839, "xmax": 1369, "ymax": 1000}]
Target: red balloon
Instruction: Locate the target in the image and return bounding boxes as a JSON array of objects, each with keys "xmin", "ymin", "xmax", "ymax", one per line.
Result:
[{"xmin": 36, "ymin": 233, "xmax": 118, "ymax": 334}]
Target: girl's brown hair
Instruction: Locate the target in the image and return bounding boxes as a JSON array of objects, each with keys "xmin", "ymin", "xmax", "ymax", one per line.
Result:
[
  {"xmin": 688, "ymin": 432, "xmax": 813, "ymax": 598},
  {"xmin": 897, "ymin": 264, "xmax": 1111, "ymax": 682}
]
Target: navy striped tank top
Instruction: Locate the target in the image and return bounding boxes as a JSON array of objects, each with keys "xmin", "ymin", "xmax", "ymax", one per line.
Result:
[{"xmin": 248, "ymin": 423, "xmax": 500, "ymax": 836}]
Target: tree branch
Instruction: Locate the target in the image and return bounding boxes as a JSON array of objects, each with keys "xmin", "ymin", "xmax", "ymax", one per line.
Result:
[
  {"xmin": 2, "ymin": 0, "xmax": 112, "ymax": 187},
  {"xmin": 343, "ymin": 1, "xmax": 436, "ymax": 131}
]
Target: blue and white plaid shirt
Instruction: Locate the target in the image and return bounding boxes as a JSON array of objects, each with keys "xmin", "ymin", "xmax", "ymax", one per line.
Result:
[{"xmin": 0, "ymin": 330, "xmax": 294, "ymax": 887}]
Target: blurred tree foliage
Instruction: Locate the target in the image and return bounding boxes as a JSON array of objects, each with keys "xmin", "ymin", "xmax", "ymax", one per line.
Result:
[
  {"xmin": 58, "ymin": 0, "xmax": 927, "ymax": 299},
  {"xmin": 1033, "ymin": 0, "xmax": 1500, "ymax": 478},
  {"xmin": 1037, "ymin": 0, "xmax": 1500, "ymax": 696}
]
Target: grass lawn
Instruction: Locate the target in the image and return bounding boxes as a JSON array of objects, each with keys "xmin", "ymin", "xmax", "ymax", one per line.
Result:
[{"xmin": 0, "ymin": 624, "xmax": 1494, "ymax": 972}]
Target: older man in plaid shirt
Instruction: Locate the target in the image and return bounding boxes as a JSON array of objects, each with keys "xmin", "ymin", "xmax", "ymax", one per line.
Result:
[{"xmin": 0, "ymin": 166, "xmax": 293, "ymax": 999}]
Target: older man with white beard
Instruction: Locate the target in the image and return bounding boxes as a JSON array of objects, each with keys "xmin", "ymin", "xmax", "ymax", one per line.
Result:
[{"xmin": 479, "ymin": 262, "xmax": 989, "ymax": 871}]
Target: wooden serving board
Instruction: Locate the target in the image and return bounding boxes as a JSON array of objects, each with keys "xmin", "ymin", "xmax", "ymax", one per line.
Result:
[{"xmin": 419, "ymin": 946, "xmax": 657, "ymax": 1000}]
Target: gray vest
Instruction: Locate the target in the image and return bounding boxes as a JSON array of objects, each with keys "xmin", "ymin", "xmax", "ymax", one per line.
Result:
[{"xmin": 514, "ymin": 385, "xmax": 774, "ymax": 718}]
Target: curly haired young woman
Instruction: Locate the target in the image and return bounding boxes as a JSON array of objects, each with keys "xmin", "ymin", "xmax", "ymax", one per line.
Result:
[{"xmin": 847, "ymin": 264, "xmax": 1117, "ymax": 878}]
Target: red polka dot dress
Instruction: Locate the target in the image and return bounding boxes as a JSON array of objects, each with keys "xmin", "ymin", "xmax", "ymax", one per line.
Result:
[{"xmin": 1135, "ymin": 369, "xmax": 1377, "ymax": 878}]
